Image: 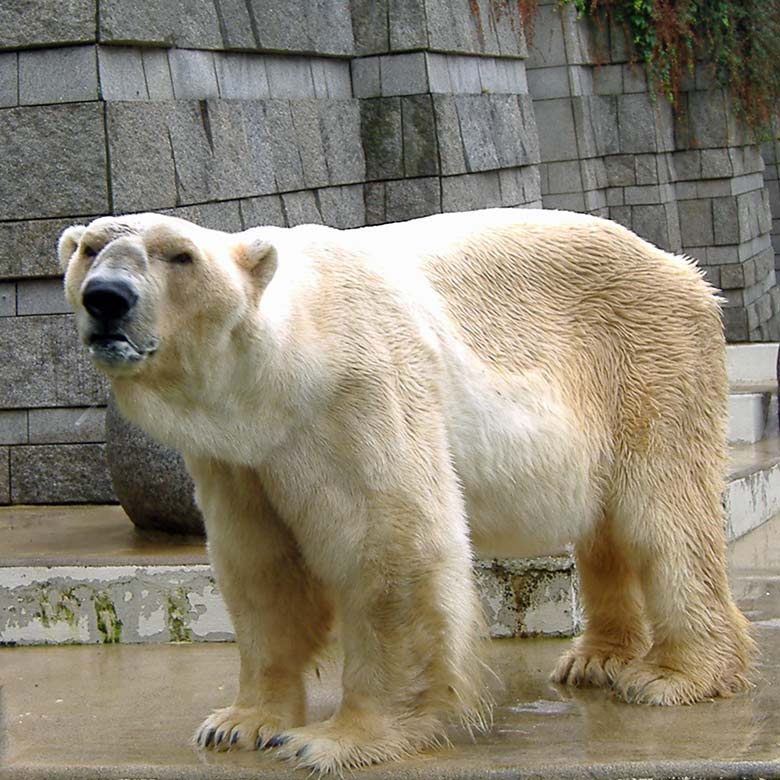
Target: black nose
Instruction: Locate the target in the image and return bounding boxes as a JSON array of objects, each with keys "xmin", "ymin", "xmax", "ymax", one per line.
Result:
[{"xmin": 82, "ymin": 278, "xmax": 138, "ymax": 321}]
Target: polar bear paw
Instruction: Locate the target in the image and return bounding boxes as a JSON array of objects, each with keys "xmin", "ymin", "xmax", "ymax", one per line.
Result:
[
  {"xmin": 613, "ymin": 661, "xmax": 751, "ymax": 706},
  {"xmin": 551, "ymin": 645, "xmax": 632, "ymax": 689},
  {"xmin": 194, "ymin": 706, "xmax": 289, "ymax": 752},
  {"xmin": 264, "ymin": 717, "xmax": 432, "ymax": 774}
]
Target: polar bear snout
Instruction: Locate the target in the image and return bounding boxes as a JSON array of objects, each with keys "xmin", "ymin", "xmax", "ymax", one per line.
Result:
[{"xmin": 82, "ymin": 277, "xmax": 138, "ymax": 323}]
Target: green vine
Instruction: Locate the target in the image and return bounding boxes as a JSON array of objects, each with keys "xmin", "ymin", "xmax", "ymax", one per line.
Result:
[{"xmin": 559, "ymin": 0, "xmax": 780, "ymax": 131}]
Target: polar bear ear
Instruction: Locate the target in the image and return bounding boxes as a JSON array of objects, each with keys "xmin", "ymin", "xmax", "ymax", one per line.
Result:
[
  {"xmin": 233, "ymin": 235, "xmax": 275, "ymax": 272},
  {"xmin": 57, "ymin": 225, "xmax": 86, "ymax": 272}
]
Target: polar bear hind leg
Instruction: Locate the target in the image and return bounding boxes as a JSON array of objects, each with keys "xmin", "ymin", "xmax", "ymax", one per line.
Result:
[
  {"xmin": 552, "ymin": 517, "xmax": 651, "ymax": 689},
  {"xmin": 608, "ymin": 455, "xmax": 755, "ymax": 705}
]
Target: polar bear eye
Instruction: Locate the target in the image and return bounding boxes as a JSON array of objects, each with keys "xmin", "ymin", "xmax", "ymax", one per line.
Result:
[
  {"xmin": 169, "ymin": 252, "xmax": 194, "ymax": 265},
  {"xmin": 83, "ymin": 245, "xmax": 97, "ymax": 258}
]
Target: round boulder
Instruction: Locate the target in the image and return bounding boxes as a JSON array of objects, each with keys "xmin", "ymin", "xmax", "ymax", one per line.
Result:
[{"xmin": 105, "ymin": 397, "xmax": 205, "ymax": 536}]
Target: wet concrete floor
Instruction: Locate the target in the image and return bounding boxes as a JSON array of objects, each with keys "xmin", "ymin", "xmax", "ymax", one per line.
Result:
[{"xmin": 1, "ymin": 517, "xmax": 778, "ymax": 780}]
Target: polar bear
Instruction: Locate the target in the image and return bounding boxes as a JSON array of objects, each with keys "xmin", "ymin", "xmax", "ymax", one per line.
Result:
[{"xmin": 59, "ymin": 208, "xmax": 753, "ymax": 772}]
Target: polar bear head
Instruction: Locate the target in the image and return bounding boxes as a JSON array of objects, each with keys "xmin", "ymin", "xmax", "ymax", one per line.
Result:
[{"xmin": 58, "ymin": 213, "xmax": 276, "ymax": 381}]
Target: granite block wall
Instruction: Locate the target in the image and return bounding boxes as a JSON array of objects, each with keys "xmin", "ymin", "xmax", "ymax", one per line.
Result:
[
  {"xmin": 526, "ymin": 0, "xmax": 780, "ymax": 342},
  {"xmin": 0, "ymin": 0, "xmax": 540, "ymax": 505}
]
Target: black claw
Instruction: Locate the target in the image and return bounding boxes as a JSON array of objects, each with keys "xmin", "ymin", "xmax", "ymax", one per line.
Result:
[
  {"xmin": 230, "ymin": 731, "xmax": 240, "ymax": 747},
  {"xmin": 215, "ymin": 730, "xmax": 225, "ymax": 745},
  {"xmin": 204, "ymin": 727, "xmax": 216, "ymax": 748},
  {"xmin": 255, "ymin": 735, "xmax": 264, "ymax": 750},
  {"xmin": 265, "ymin": 735, "xmax": 290, "ymax": 748},
  {"xmin": 296, "ymin": 746, "xmax": 308, "ymax": 759}
]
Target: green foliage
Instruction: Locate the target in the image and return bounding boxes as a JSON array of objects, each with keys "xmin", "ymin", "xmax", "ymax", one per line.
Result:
[{"xmin": 559, "ymin": 0, "xmax": 780, "ymax": 130}]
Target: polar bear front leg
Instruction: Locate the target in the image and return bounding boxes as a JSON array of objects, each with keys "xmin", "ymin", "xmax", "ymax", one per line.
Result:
[
  {"xmin": 266, "ymin": 460, "xmax": 488, "ymax": 773},
  {"xmin": 186, "ymin": 457, "xmax": 333, "ymax": 752}
]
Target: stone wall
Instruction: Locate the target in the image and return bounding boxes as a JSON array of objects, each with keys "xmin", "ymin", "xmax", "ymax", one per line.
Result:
[
  {"xmin": 0, "ymin": 0, "xmax": 541, "ymax": 504},
  {"xmin": 526, "ymin": 0, "xmax": 780, "ymax": 343},
  {"xmin": 1, "ymin": 0, "xmax": 778, "ymax": 505}
]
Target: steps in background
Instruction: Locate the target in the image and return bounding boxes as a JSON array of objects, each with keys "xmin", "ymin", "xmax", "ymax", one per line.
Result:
[{"xmin": 727, "ymin": 343, "xmax": 779, "ymax": 444}]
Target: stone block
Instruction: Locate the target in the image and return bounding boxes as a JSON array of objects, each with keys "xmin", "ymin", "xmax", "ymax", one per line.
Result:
[
  {"xmin": 723, "ymin": 306, "xmax": 748, "ymax": 342},
  {"xmin": 160, "ymin": 200, "xmax": 244, "ymax": 233},
  {"xmin": 700, "ymin": 266, "xmax": 720, "ymax": 289},
  {"xmin": 0, "ymin": 411, "xmax": 27, "ymax": 445},
  {"xmin": 240, "ymin": 195, "xmax": 287, "ymax": 228},
  {"xmin": 700, "ymin": 148, "xmax": 733, "ymax": 179},
  {"xmin": 624, "ymin": 185, "xmax": 662, "ymax": 206},
  {"xmin": 673, "ymin": 150, "xmax": 701, "ymax": 181},
  {"xmin": 351, "ymin": 57, "xmax": 381, "ymax": 99},
  {"xmin": 0, "ymin": 217, "xmax": 73, "ymax": 280},
  {"xmin": 679, "ymin": 89, "xmax": 729, "ymax": 149},
  {"xmin": 401, "ymin": 95, "xmax": 439, "ymax": 177},
  {"xmin": 591, "ymin": 64, "xmax": 622, "ymax": 95},
  {"xmin": 731, "ymin": 172, "xmax": 765, "ymax": 197},
  {"xmin": 267, "ymin": 55, "xmax": 319, "ymax": 99},
  {"xmin": 364, "ymin": 182, "xmax": 386, "ymax": 224},
  {"xmin": 738, "ymin": 191, "xmax": 761, "ymax": 243},
  {"xmin": 360, "ymin": 97, "xmax": 403, "ymax": 181},
  {"xmin": 0, "ymin": 447, "xmax": 7, "ymax": 504},
  {"xmin": 388, "ymin": 0, "xmax": 428, "ymax": 50},
  {"xmin": 604, "ymin": 155, "xmax": 635, "ymax": 186},
  {"xmin": 713, "ymin": 198, "xmax": 739, "ymax": 246},
  {"xmin": 456, "ymin": 95, "xmax": 499, "ymax": 172},
  {"xmin": 526, "ymin": 3, "xmax": 566, "ymax": 68},
  {"xmin": 544, "ymin": 192, "xmax": 586, "ymax": 212},
  {"xmin": 98, "ymin": 46, "xmax": 147, "ymax": 101},
  {"xmin": 141, "ymin": 49, "xmax": 174, "ymax": 100},
  {"xmin": 106, "ymin": 102, "xmax": 178, "ymax": 213},
  {"xmin": 19, "ymin": 46, "xmax": 98, "ymax": 106},
  {"xmin": 385, "ymin": 177, "xmax": 440, "ymax": 221},
  {"xmin": 618, "ymin": 93, "xmax": 658, "ymax": 153},
  {"xmin": 568, "ymin": 65, "xmax": 592, "ymax": 97},
  {"xmin": 533, "ymin": 99, "xmax": 577, "ymax": 163},
  {"xmin": 678, "ymin": 199, "xmax": 714, "ymax": 246},
  {"xmin": 425, "ymin": 53, "xmax": 451, "ymax": 93},
  {"xmin": 100, "ymin": 0, "xmax": 222, "ymax": 49},
  {"xmin": 526, "ymin": 66, "xmax": 569, "ymax": 100},
  {"xmin": 494, "ymin": 59, "xmax": 527, "ymax": 95},
  {"xmin": 351, "ymin": 0, "xmax": 389, "ymax": 54},
  {"xmin": 0, "ymin": 53, "xmax": 17, "ymax": 108},
  {"xmin": 0, "ymin": 0, "xmax": 95, "ymax": 48},
  {"xmin": 675, "ymin": 181, "xmax": 699, "ymax": 200},
  {"xmin": 10, "ymin": 443, "xmax": 114, "ymax": 504},
  {"xmin": 587, "ymin": 95, "xmax": 619, "ymax": 157},
  {"xmin": 28, "ymin": 407, "xmax": 106, "ymax": 444},
  {"xmin": 491, "ymin": 95, "xmax": 539, "ymax": 168},
  {"xmin": 249, "ymin": 0, "xmax": 353, "ymax": 55},
  {"xmin": 318, "ymin": 100, "xmax": 366, "ymax": 186},
  {"xmin": 442, "ymin": 171, "xmax": 502, "ymax": 212},
  {"xmin": 632, "ymin": 204, "xmax": 670, "ymax": 249},
  {"xmin": 214, "ymin": 53, "xmax": 270, "ymax": 100},
  {"xmin": 0, "ymin": 104, "xmax": 108, "ymax": 221},
  {"xmin": 634, "ymin": 156, "xmax": 658, "ymax": 185},
  {"xmin": 211, "ymin": 0, "xmax": 256, "ymax": 49},
  {"xmin": 380, "ymin": 52, "xmax": 428, "ymax": 96},
  {"xmin": 606, "ymin": 187, "xmax": 624, "ymax": 206},
  {"xmin": 17, "ymin": 279, "xmax": 69, "ymax": 316},
  {"xmin": 0, "ymin": 315, "xmax": 109, "ymax": 409},
  {"xmin": 0, "ymin": 283, "xmax": 15, "ymax": 316},
  {"xmin": 281, "ymin": 191, "xmax": 323, "ymax": 227},
  {"xmin": 162, "ymin": 100, "xmax": 276, "ymax": 204},
  {"xmin": 169, "ymin": 49, "xmax": 219, "ymax": 100},
  {"xmin": 432, "ymin": 95, "xmax": 467, "ymax": 176},
  {"xmin": 447, "ymin": 54, "xmax": 482, "ymax": 94},
  {"xmin": 311, "ymin": 58, "xmax": 354, "ymax": 99},
  {"xmin": 622, "ymin": 64, "xmax": 647, "ymax": 93},
  {"xmin": 497, "ymin": 168, "xmax": 528, "ymax": 206},
  {"xmin": 255, "ymin": 100, "xmax": 303, "ymax": 192},
  {"xmin": 317, "ymin": 184, "xmax": 366, "ymax": 228},
  {"xmin": 580, "ymin": 158, "xmax": 607, "ymax": 191},
  {"xmin": 609, "ymin": 205, "xmax": 631, "ymax": 228},
  {"xmin": 546, "ymin": 160, "xmax": 582, "ymax": 194},
  {"xmin": 290, "ymin": 100, "xmax": 330, "ymax": 189}
]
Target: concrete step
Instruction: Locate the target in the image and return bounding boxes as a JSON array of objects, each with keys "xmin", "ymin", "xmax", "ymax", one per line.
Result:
[
  {"xmin": 726, "ymin": 344, "xmax": 778, "ymax": 444},
  {"xmin": 726, "ymin": 342, "xmax": 778, "ymax": 385},
  {"xmin": 1, "ymin": 514, "xmax": 777, "ymax": 780},
  {"xmin": 2, "ymin": 439, "xmax": 779, "ymax": 647},
  {"xmin": 728, "ymin": 385, "xmax": 778, "ymax": 444}
]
